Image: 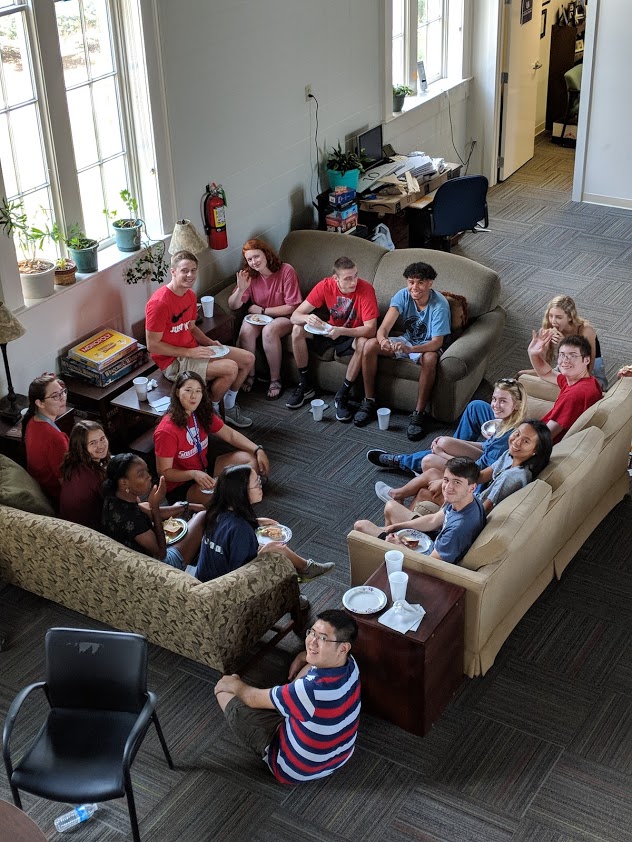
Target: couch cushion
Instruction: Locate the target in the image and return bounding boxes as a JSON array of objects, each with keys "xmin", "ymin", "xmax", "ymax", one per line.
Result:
[
  {"xmin": 537, "ymin": 426, "xmax": 603, "ymax": 498},
  {"xmin": 461, "ymin": 480, "xmax": 552, "ymax": 570},
  {"xmin": 0, "ymin": 454, "xmax": 55, "ymax": 517},
  {"xmin": 565, "ymin": 376, "xmax": 632, "ymax": 444}
]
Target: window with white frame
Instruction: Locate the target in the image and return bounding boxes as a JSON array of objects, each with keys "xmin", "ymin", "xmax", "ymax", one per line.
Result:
[
  {"xmin": 0, "ymin": 0, "xmax": 157, "ymax": 268},
  {"xmin": 391, "ymin": 0, "xmax": 463, "ymax": 93}
]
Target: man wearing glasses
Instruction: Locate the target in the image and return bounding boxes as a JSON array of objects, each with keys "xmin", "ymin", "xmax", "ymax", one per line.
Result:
[
  {"xmin": 214, "ymin": 610, "xmax": 361, "ymax": 784},
  {"xmin": 527, "ymin": 331, "xmax": 602, "ymax": 443}
]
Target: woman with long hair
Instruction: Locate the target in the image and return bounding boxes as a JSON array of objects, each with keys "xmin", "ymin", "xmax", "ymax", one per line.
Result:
[
  {"xmin": 518, "ymin": 295, "xmax": 607, "ymax": 390},
  {"xmin": 196, "ymin": 464, "xmax": 334, "ymax": 583},
  {"xmin": 22, "ymin": 373, "xmax": 69, "ymax": 506},
  {"xmin": 102, "ymin": 453, "xmax": 205, "ymax": 569},
  {"xmin": 154, "ymin": 371, "xmax": 270, "ymax": 505},
  {"xmin": 59, "ymin": 420, "xmax": 110, "ymax": 530},
  {"xmin": 227, "ymin": 238, "xmax": 302, "ymax": 400}
]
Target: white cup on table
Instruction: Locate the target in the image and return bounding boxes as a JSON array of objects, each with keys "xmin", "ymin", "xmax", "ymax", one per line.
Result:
[
  {"xmin": 385, "ymin": 549, "xmax": 404, "ymax": 576},
  {"xmin": 389, "ymin": 571, "xmax": 408, "ymax": 603},
  {"xmin": 133, "ymin": 376, "xmax": 149, "ymax": 401},
  {"xmin": 201, "ymin": 295, "xmax": 215, "ymax": 318}
]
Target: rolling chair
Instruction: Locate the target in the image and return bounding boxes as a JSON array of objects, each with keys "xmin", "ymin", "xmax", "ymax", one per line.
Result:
[
  {"xmin": 2, "ymin": 628, "xmax": 174, "ymax": 842},
  {"xmin": 560, "ymin": 63, "xmax": 582, "ymax": 144},
  {"xmin": 409, "ymin": 174, "xmax": 489, "ymax": 251}
]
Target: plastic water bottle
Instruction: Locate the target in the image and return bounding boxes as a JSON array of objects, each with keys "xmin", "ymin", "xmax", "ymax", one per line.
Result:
[{"xmin": 54, "ymin": 803, "xmax": 98, "ymax": 832}]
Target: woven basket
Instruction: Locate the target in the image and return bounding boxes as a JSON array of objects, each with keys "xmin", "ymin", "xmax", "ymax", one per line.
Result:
[{"xmin": 54, "ymin": 263, "xmax": 77, "ymax": 286}]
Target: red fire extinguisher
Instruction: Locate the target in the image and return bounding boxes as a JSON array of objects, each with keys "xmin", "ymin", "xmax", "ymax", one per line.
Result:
[{"xmin": 201, "ymin": 182, "xmax": 228, "ymax": 250}]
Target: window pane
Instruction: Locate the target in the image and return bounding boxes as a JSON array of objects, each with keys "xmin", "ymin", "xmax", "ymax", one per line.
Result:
[
  {"xmin": 92, "ymin": 76, "xmax": 123, "ymax": 159},
  {"xmin": 56, "ymin": 0, "xmax": 89, "ymax": 87},
  {"xmin": 393, "ymin": 0, "xmax": 405, "ymax": 35},
  {"xmin": 85, "ymin": 0, "xmax": 114, "ymax": 78},
  {"xmin": 417, "ymin": 0, "xmax": 427, "ymax": 26},
  {"xmin": 0, "ymin": 12, "xmax": 34, "ymax": 107},
  {"xmin": 11, "ymin": 104, "xmax": 47, "ymax": 193},
  {"xmin": 426, "ymin": 19, "xmax": 443, "ymax": 80},
  {"xmin": 0, "ymin": 113, "xmax": 18, "ymax": 197},
  {"xmin": 417, "ymin": 25, "xmax": 427, "ymax": 63},
  {"xmin": 78, "ymin": 166, "xmax": 107, "ymax": 239},
  {"xmin": 66, "ymin": 86, "xmax": 98, "ymax": 168},
  {"xmin": 392, "ymin": 34, "xmax": 405, "ymax": 88},
  {"xmin": 427, "ymin": 0, "xmax": 442, "ymax": 21},
  {"xmin": 102, "ymin": 155, "xmax": 128, "ymax": 224},
  {"xmin": 20, "ymin": 187, "xmax": 57, "ymax": 263}
]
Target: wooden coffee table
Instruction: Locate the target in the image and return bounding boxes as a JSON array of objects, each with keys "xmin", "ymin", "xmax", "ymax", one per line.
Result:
[
  {"xmin": 0, "ymin": 800, "xmax": 46, "ymax": 842},
  {"xmin": 347, "ymin": 564, "xmax": 465, "ymax": 736}
]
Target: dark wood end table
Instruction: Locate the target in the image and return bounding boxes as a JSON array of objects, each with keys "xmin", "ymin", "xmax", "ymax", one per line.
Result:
[
  {"xmin": 348, "ymin": 564, "xmax": 465, "ymax": 736},
  {"xmin": 0, "ymin": 799, "xmax": 46, "ymax": 841}
]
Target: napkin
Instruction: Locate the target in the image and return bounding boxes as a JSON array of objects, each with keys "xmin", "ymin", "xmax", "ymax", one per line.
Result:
[
  {"xmin": 148, "ymin": 396, "xmax": 171, "ymax": 413},
  {"xmin": 378, "ymin": 601, "xmax": 426, "ymax": 634}
]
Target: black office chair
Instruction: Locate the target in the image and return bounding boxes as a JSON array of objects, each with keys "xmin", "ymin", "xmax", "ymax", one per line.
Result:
[
  {"xmin": 422, "ymin": 174, "xmax": 489, "ymax": 251},
  {"xmin": 2, "ymin": 628, "xmax": 174, "ymax": 842}
]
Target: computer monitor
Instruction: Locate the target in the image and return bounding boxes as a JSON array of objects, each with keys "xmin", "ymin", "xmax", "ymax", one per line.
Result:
[{"xmin": 357, "ymin": 124, "xmax": 384, "ymax": 166}]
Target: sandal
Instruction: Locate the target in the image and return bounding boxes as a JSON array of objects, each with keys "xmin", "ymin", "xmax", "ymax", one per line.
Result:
[
  {"xmin": 241, "ymin": 374, "xmax": 255, "ymax": 394},
  {"xmin": 266, "ymin": 379, "xmax": 283, "ymax": 401}
]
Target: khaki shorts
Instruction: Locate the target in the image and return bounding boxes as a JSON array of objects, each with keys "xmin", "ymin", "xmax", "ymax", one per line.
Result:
[
  {"xmin": 163, "ymin": 356, "xmax": 210, "ymax": 382},
  {"xmin": 224, "ymin": 696, "xmax": 282, "ymax": 758}
]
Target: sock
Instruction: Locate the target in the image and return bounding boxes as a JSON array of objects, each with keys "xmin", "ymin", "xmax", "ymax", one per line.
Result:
[
  {"xmin": 224, "ymin": 389, "xmax": 237, "ymax": 410},
  {"xmin": 212, "ymin": 401, "xmax": 221, "ymax": 415},
  {"xmin": 298, "ymin": 367, "xmax": 311, "ymax": 387},
  {"xmin": 343, "ymin": 378, "xmax": 353, "ymax": 391}
]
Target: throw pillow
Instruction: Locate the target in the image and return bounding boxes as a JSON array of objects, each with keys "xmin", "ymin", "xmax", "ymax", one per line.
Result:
[
  {"xmin": 441, "ymin": 291, "xmax": 469, "ymax": 338},
  {"xmin": 0, "ymin": 454, "xmax": 55, "ymax": 516}
]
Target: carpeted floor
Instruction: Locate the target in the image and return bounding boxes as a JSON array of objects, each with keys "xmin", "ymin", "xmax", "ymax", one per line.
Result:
[{"xmin": 1, "ymin": 135, "xmax": 632, "ymax": 841}]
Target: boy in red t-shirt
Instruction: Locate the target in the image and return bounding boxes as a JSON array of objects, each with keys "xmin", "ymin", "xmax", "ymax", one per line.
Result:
[{"xmin": 286, "ymin": 256, "xmax": 379, "ymax": 421}]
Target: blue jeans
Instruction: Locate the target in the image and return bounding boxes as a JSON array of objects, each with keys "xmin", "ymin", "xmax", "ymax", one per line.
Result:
[{"xmin": 398, "ymin": 401, "xmax": 494, "ymax": 472}]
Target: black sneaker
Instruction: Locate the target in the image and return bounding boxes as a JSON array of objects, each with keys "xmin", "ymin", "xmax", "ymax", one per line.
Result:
[
  {"xmin": 334, "ymin": 387, "xmax": 353, "ymax": 423},
  {"xmin": 407, "ymin": 410, "xmax": 425, "ymax": 441},
  {"xmin": 366, "ymin": 448, "xmax": 403, "ymax": 469},
  {"xmin": 354, "ymin": 398, "xmax": 377, "ymax": 427},
  {"xmin": 286, "ymin": 382, "xmax": 315, "ymax": 409}
]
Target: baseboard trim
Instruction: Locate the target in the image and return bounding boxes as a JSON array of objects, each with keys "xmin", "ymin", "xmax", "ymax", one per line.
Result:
[{"xmin": 582, "ymin": 193, "xmax": 632, "ymax": 210}]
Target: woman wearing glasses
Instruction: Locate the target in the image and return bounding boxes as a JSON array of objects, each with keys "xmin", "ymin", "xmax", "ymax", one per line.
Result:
[
  {"xmin": 22, "ymin": 373, "xmax": 69, "ymax": 506},
  {"xmin": 196, "ymin": 464, "xmax": 334, "ymax": 583}
]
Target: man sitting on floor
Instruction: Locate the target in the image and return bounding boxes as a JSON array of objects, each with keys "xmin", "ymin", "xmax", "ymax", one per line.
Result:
[
  {"xmin": 286, "ymin": 256, "xmax": 379, "ymax": 420},
  {"xmin": 214, "ymin": 609, "xmax": 361, "ymax": 784},
  {"xmin": 353, "ymin": 261, "xmax": 451, "ymax": 440},
  {"xmin": 354, "ymin": 457, "xmax": 485, "ymax": 565},
  {"xmin": 145, "ymin": 250, "xmax": 255, "ymax": 428}
]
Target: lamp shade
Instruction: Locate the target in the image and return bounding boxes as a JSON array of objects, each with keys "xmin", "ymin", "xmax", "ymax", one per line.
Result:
[
  {"xmin": 0, "ymin": 302, "xmax": 26, "ymax": 344},
  {"xmin": 168, "ymin": 220, "xmax": 208, "ymax": 256}
]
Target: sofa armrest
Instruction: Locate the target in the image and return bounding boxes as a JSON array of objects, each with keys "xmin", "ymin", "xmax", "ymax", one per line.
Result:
[{"xmin": 440, "ymin": 307, "xmax": 507, "ymax": 379}]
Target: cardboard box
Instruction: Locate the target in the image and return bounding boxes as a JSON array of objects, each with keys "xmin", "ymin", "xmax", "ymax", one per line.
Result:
[
  {"xmin": 358, "ymin": 163, "xmax": 460, "ymax": 214},
  {"xmin": 326, "ymin": 214, "xmax": 358, "ymax": 233},
  {"xmin": 327, "ymin": 202, "xmax": 358, "ymax": 222},
  {"xmin": 552, "ymin": 122, "xmax": 577, "ymax": 140},
  {"xmin": 329, "ymin": 187, "xmax": 356, "ymax": 206}
]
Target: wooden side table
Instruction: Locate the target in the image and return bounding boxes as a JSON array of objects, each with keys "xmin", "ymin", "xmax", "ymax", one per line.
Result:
[
  {"xmin": 348, "ymin": 564, "xmax": 465, "ymax": 736},
  {"xmin": 0, "ymin": 800, "xmax": 46, "ymax": 842}
]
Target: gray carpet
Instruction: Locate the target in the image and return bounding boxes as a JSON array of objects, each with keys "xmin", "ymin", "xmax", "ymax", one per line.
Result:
[{"xmin": 1, "ymin": 135, "xmax": 632, "ymax": 841}]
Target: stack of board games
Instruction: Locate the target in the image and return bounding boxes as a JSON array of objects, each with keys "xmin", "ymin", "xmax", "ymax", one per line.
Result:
[{"xmin": 60, "ymin": 329, "xmax": 148, "ymax": 387}]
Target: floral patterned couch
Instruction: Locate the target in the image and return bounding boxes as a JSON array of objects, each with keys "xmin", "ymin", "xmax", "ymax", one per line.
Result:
[{"xmin": 0, "ymin": 456, "xmax": 302, "ymax": 674}]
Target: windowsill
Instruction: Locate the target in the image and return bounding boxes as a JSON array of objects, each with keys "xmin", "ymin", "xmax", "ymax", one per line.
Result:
[{"xmin": 386, "ymin": 77, "xmax": 471, "ymax": 124}]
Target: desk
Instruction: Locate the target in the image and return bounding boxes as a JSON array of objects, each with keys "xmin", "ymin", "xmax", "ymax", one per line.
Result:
[
  {"xmin": 347, "ymin": 564, "xmax": 464, "ymax": 736},
  {"xmin": 0, "ymin": 800, "xmax": 46, "ymax": 842}
]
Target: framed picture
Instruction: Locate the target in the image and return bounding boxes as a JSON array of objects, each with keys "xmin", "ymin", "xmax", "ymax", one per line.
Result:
[
  {"xmin": 541, "ymin": 7, "xmax": 547, "ymax": 39},
  {"xmin": 521, "ymin": 0, "xmax": 533, "ymax": 25}
]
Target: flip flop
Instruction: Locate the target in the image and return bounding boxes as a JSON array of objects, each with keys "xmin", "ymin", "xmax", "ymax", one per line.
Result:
[
  {"xmin": 266, "ymin": 379, "xmax": 283, "ymax": 400},
  {"xmin": 241, "ymin": 374, "xmax": 255, "ymax": 393}
]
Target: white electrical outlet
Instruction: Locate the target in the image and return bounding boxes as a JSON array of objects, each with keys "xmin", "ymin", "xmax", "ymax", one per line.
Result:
[{"xmin": 305, "ymin": 84, "xmax": 313, "ymax": 102}]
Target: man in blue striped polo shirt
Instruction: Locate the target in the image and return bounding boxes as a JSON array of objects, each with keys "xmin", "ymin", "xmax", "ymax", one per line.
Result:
[{"xmin": 214, "ymin": 610, "xmax": 361, "ymax": 784}]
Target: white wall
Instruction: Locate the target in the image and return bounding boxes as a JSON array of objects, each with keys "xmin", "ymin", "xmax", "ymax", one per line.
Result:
[{"xmin": 535, "ymin": 1, "xmax": 552, "ymax": 134}]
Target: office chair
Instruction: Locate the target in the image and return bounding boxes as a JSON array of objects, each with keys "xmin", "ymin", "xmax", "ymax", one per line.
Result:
[
  {"xmin": 2, "ymin": 628, "xmax": 174, "ymax": 842},
  {"xmin": 422, "ymin": 174, "xmax": 489, "ymax": 252},
  {"xmin": 560, "ymin": 63, "xmax": 582, "ymax": 144}
]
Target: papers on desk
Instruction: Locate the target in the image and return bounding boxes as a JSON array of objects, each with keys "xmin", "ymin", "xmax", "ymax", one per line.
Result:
[
  {"xmin": 378, "ymin": 601, "xmax": 426, "ymax": 634},
  {"xmin": 148, "ymin": 396, "xmax": 170, "ymax": 414}
]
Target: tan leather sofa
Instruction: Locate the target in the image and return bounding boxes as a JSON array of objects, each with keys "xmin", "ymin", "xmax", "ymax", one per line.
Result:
[
  {"xmin": 215, "ymin": 230, "xmax": 505, "ymax": 422},
  {"xmin": 0, "ymin": 456, "xmax": 301, "ymax": 674},
  {"xmin": 346, "ymin": 377, "xmax": 632, "ymax": 678}
]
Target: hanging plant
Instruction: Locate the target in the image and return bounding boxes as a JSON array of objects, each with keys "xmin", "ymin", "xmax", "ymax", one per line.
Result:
[{"xmin": 123, "ymin": 238, "xmax": 168, "ymax": 284}]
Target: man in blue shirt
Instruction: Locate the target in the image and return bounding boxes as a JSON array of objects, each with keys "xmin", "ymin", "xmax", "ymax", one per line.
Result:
[
  {"xmin": 352, "ymin": 262, "xmax": 451, "ymax": 440},
  {"xmin": 353, "ymin": 457, "xmax": 486, "ymax": 565}
]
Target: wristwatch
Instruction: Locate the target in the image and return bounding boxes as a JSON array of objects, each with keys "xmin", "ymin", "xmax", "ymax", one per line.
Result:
[{"xmin": 253, "ymin": 445, "xmax": 264, "ymax": 456}]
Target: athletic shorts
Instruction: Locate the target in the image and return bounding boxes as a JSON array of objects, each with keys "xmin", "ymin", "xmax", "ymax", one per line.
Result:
[
  {"xmin": 224, "ymin": 696, "xmax": 282, "ymax": 758},
  {"xmin": 163, "ymin": 356, "xmax": 210, "ymax": 382},
  {"xmin": 308, "ymin": 334, "xmax": 355, "ymax": 358},
  {"xmin": 389, "ymin": 337, "xmax": 444, "ymax": 364},
  {"xmin": 162, "ymin": 546, "xmax": 184, "ymax": 568}
]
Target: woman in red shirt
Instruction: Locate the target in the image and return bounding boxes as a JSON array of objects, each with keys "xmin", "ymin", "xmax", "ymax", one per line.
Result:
[
  {"xmin": 59, "ymin": 420, "xmax": 110, "ymax": 530},
  {"xmin": 154, "ymin": 371, "xmax": 270, "ymax": 505},
  {"xmin": 22, "ymin": 373, "xmax": 69, "ymax": 507}
]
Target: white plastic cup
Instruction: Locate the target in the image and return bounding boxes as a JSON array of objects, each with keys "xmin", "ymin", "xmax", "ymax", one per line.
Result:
[
  {"xmin": 133, "ymin": 376, "xmax": 149, "ymax": 401},
  {"xmin": 389, "ymin": 571, "xmax": 408, "ymax": 603},
  {"xmin": 311, "ymin": 398, "xmax": 325, "ymax": 421},
  {"xmin": 201, "ymin": 295, "xmax": 215, "ymax": 318},
  {"xmin": 377, "ymin": 407, "xmax": 391, "ymax": 431},
  {"xmin": 385, "ymin": 549, "xmax": 404, "ymax": 576}
]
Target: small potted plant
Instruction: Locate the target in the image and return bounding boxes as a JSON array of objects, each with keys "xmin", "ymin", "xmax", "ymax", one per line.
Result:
[
  {"xmin": 103, "ymin": 188, "xmax": 143, "ymax": 252},
  {"xmin": 64, "ymin": 224, "xmax": 99, "ymax": 273},
  {"xmin": 393, "ymin": 84, "xmax": 415, "ymax": 113},
  {"xmin": 325, "ymin": 143, "xmax": 369, "ymax": 191},
  {"xmin": 54, "ymin": 257, "xmax": 77, "ymax": 286},
  {"xmin": 0, "ymin": 199, "xmax": 57, "ymax": 299},
  {"xmin": 123, "ymin": 238, "xmax": 168, "ymax": 285}
]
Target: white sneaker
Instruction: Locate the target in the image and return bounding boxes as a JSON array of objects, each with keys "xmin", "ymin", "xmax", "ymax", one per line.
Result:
[
  {"xmin": 375, "ymin": 481, "xmax": 396, "ymax": 503},
  {"xmin": 224, "ymin": 404, "xmax": 253, "ymax": 428}
]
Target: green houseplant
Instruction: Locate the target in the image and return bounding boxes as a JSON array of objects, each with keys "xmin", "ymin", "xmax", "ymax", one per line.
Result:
[
  {"xmin": 0, "ymin": 199, "xmax": 57, "ymax": 299},
  {"xmin": 393, "ymin": 84, "xmax": 415, "ymax": 113},
  {"xmin": 63, "ymin": 224, "xmax": 99, "ymax": 273},
  {"xmin": 123, "ymin": 238, "xmax": 168, "ymax": 285},
  {"xmin": 54, "ymin": 257, "xmax": 77, "ymax": 286},
  {"xmin": 325, "ymin": 143, "xmax": 369, "ymax": 191},
  {"xmin": 104, "ymin": 188, "xmax": 143, "ymax": 252}
]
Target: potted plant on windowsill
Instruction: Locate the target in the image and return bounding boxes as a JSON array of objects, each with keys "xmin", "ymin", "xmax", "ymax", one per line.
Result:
[
  {"xmin": 104, "ymin": 188, "xmax": 143, "ymax": 252},
  {"xmin": 325, "ymin": 143, "xmax": 369, "ymax": 191},
  {"xmin": 63, "ymin": 225, "xmax": 99, "ymax": 273},
  {"xmin": 123, "ymin": 237, "xmax": 168, "ymax": 285},
  {"xmin": 393, "ymin": 84, "xmax": 415, "ymax": 113},
  {"xmin": 0, "ymin": 199, "xmax": 57, "ymax": 299},
  {"xmin": 54, "ymin": 257, "xmax": 77, "ymax": 286}
]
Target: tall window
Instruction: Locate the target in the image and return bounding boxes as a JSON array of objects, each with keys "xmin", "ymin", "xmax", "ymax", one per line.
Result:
[{"xmin": 391, "ymin": 0, "xmax": 462, "ymax": 92}]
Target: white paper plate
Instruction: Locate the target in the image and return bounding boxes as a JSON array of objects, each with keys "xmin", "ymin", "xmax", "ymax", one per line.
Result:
[
  {"xmin": 343, "ymin": 586, "xmax": 387, "ymax": 614},
  {"xmin": 209, "ymin": 344, "xmax": 230, "ymax": 358},
  {"xmin": 256, "ymin": 524, "xmax": 292, "ymax": 545},
  {"xmin": 165, "ymin": 517, "xmax": 187, "ymax": 545},
  {"xmin": 244, "ymin": 314, "xmax": 273, "ymax": 326},
  {"xmin": 396, "ymin": 529, "xmax": 433, "ymax": 554},
  {"xmin": 304, "ymin": 323, "xmax": 332, "ymax": 335}
]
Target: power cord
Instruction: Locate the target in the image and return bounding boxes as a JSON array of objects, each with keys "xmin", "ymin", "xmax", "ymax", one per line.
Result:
[
  {"xmin": 308, "ymin": 93, "xmax": 320, "ymax": 206},
  {"xmin": 445, "ymin": 92, "xmax": 467, "ymax": 168}
]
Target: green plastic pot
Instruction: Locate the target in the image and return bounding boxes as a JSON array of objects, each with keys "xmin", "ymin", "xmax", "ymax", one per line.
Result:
[
  {"xmin": 326, "ymin": 168, "xmax": 360, "ymax": 191},
  {"xmin": 113, "ymin": 219, "xmax": 143, "ymax": 252},
  {"xmin": 68, "ymin": 240, "xmax": 99, "ymax": 273}
]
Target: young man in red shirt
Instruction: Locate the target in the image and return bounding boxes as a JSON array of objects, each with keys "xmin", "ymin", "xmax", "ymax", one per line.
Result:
[{"xmin": 286, "ymin": 256, "xmax": 379, "ymax": 420}]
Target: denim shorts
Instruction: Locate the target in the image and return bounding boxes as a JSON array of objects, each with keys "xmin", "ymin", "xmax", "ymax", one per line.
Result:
[{"xmin": 162, "ymin": 546, "xmax": 184, "ymax": 568}]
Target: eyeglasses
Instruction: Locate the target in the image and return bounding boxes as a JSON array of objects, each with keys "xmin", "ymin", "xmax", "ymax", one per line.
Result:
[
  {"xmin": 557, "ymin": 352, "xmax": 582, "ymax": 361},
  {"xmin": 248, "ymin": 476, "xmax": 262, "ymax": 489},
  {"xmin": 44, "ymin": 388, "xmax": 68, "ymax": 402},
  {"xmin": 497, "ymin": 378, "xmax": 518, "ymax": 385},
  {"xmin": 306, "ymin": 628, "xmax": 343, "ymax": 644}
]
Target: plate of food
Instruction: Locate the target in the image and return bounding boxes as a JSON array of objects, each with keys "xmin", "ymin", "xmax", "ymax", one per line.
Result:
[
  {"xmin": 209, "ymin": 345, "xmax": 231, "ymax": 358},
  {"xmin": 163, "ymin": 517, "xmax": 187, "ymax": 545},
  {"xmin": 304, "ymin": 323, "xmax": 332, "ymax": 336},
  {"xmin": 481, "ymin": 418, "xmax": 501, "ymax": 439},
  {"xmin": 256, "ymin": 524, "xmax": 293, "ymax": 545},
  {"xmin": 342, "ymin": 586, "xmax": 387, "ymax": 615},
  {"xmin": 244, "ymin": 314, "xmax": 274, "ymax": 326},
  {"xmin": 396, "ymin": 529, "xmax": 433, "ymax": 554}
]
